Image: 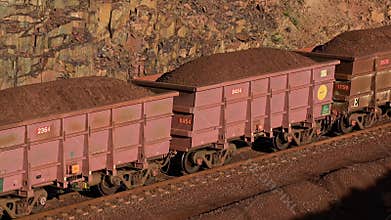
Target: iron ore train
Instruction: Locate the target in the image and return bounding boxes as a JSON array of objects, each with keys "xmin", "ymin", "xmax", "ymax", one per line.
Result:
[{"xmin": 0, "ymin": 26, "xmax": 390, "ymax": 218}]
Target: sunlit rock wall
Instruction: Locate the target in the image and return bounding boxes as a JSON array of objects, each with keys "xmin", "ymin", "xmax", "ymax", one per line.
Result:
[{"xmin": 0, "ymin": 0, "xmax": 390, "ymax": 89}]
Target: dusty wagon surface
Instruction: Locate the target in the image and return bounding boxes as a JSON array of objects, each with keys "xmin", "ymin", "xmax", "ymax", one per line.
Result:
[
  {"xmin": 311, "ymin": 25, "xmax": 391, "ymax": 132},
  {"xmin": 0, "ymin": 77, "xmax": 177, "ymax": 218},
  {"xmin": 134, "ymin": 48, "xmax": 339, "ymax": 173}
]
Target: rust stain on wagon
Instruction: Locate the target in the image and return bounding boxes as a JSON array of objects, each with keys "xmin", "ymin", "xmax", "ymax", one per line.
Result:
[
  {"xmin": 0, "ymin": 134, "xmax": 19, "ymax": 148},
  {"xmin": 90, "ymin": 116, "xmax": 109, "ymax": 129},
  {"xmin": 146, "ymin": 99, "xmax": 172, "ymax": 117},
  {"xmin": 91, "ymin": 117, "xmax": 106, "ymax": 127},
  {"xmin": 68, "ymin": 122, "xmax": 85, "ymax": 133},
  {"xmin": 153, "ymin": 125, "xmax": 167, "ymax": 140},
  {"xmin": 117, "ymin": 111, "xmax": 135, "ymax": 122},
  {"xmin": 149, "ymin": 123, "xmax": 167, "ymax": 140},
  {"xmin": 150, "ymin": 103, "xmax": 167, "ymax": 116}
]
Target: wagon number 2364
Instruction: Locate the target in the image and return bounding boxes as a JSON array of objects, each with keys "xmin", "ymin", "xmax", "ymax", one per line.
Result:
[{"xmin": 37, "ymin": 126, "xmax": 51, "ymax": 135}]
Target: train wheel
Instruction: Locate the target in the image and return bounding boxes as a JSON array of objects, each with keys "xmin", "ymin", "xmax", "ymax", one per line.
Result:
[
  {"xmin": 181, "ymin": 151, "xmax": 201, "ymax": 174},
  {"xmin": 0, "ymin": 207, "xmax": 4, "ymax": 219},
  {"xmin": 273, "ymin": 133, "xmax": 290, "ymax": 151},
  {"xmin": 95, "ymin": 175, "xmax": 120, "ymax": 196},
  {"xmin": 31, "ymin": 189, "xmax": 48, "ymax": 214},
  {"xmin": 339, "ymin": 115, "xmax": 354, "ymax": 134},
  {"xmin": 223, "ymin": 144, "xmax": 237, "ymax": 164},
  {"xmin": 363, "ymin": 111, "xmax": 376, "ymax": 128}
]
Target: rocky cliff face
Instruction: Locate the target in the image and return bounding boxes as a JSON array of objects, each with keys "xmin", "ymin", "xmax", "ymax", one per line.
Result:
[{"xmin": 0, "ymin": 0, "xmax": 390, "ymax": 89}]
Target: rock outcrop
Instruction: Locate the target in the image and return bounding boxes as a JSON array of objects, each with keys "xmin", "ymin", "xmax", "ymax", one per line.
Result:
[{"xmin": 0, "ymin": 0, "xmax": 390, "ymax": 89}]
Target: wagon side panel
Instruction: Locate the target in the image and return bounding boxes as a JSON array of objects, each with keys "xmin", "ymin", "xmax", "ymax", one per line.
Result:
[
  {"xmin": 0, "ymin": 126, "xmax": 25, "ymax": 149},
  {"xmin": 27, "ymin": 120, "xmax": 61, "ymax": 186},
  {"xmin": 112, "ymin": 124, "xmax": 140, "ymax": 165},
  {"xmin": 190, "ymin": 88, "xmax": 222, "ymax": 148},
  {"xmin": 375, "ymin": 63, "xmax": 391, "ymax": 105},
  {"xmin": 249, "ymin": 78, "xmax": 269, "ymax": 133},
  {"xmin": 288, "ymin": 70, "xmax": 311, "ymax": 124},
  {"xmin": 0, "ymin": 147, "xmax": 24, "ymax": 193},
  {"xmin": 28, "ymin": 140, "xmax": 60, "ymax": 186},
  {"xmin": 89, "ymin": 110, "xmax": 110, "ymax": 130},
  {"xmin": 88, "ymin": 128, "xmax": 109, "ymax": 172},
  {"xmin": 144, "ymin": 98, "xmax": 173, "ymax": 158},
  {"xmin": 63, "ymin": 135, "xmax": 86, "ymax": 177},
  {"xmin": 28, "ymin": 120, "xmax": 61, "ymax": 142},
  {"xmin": 194, "ymin": 87, "xmax": 222, "ymax": 107},
  {"xmin": 375, "ymin": 54, "xmax": 391, "ymax": 71},
  {"xmin": 63, "ymin": 114, "xmax": 87, "ymax": 177},
  {"xmin": 0, "ymin": 126, "xmax": 25, "ymax": 193},
  {"xmin": 223, "ymin": 82, "xmax": 249, "ymax": 139},
  {"xmin": 344, "ymin": 73, "xmax": 375, "ymax": 111},
  {"xmin": 352, "ymin": 58, "xmax": 374, "ymax": 75},
  {"xmin": 190, "ymin": 108, "xmax": 220, "ymax": 148},
  {"xmin": 270, "ymin": 74, "xmax": 288, "ymax": 128},
  {"xmin": 112, "ymin": 104, "xmax": 141, "ymax": 166}
]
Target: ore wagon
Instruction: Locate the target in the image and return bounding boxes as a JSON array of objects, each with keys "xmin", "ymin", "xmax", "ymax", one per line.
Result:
[
  {"xmin": 310, "ymin": 25, "xmax": 391, "ymax": 132},
  {"xmin": 0, "ymin": 77, "xmax": 178, "ymax": 218},
  {"xmin": 134, "ymin": 48, "xmax": 339, "ymax": 174}
]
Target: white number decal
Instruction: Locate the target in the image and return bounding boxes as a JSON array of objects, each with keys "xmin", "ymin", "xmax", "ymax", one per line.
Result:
[
  {"xmin": 320, "ymin": 69, "xmax": 328, "ymax": 77},
  {"xmin": 231, "ymin": 88, "xmax": 242, "ymax": 95},
  {"xmin": 380, "ymin": 59, "xmax": 390, "ymax": 66},
  {"xmin": 353, "ymin": 98, "xmax": 359, "ymax": 107},
  {"xmin": 37, "ymin": 126, "xmax": 51, "ymax": 135}
]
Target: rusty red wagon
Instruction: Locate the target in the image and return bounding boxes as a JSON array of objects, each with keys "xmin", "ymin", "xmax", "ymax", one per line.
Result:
[
  {"xmin": 0, "ymin": 77, "xmax": 178, "ymax": 218},
  {"xmin": 134, "ymin": 48, "xmax": 339, "ymax": 173},
  {"xmin": 309, "ymin": 26, "xmax": 391, "ymax": 132}
]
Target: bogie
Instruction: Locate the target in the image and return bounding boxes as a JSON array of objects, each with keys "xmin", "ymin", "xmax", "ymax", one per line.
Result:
[
  {"xmin": 179, "ymin": 143, "xmax": 237, "ymax": 174},
  {"xmin": 0, "ymin": 189, "xmax": 48, "ymax": 219}
]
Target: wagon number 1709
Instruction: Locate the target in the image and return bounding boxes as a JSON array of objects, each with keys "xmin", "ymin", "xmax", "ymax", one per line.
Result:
[{"xmin": 37, "ymin": 126, "xmax": 51, "ymax": 135}]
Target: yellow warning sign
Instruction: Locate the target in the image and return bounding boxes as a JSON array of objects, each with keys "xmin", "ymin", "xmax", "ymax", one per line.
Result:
[
  {"xmin": 317, "ymin": 85, "xmax": 328, "ymax": 101},
  {"xmin": 71, "ymin": 164, "xmax": 80, "ymax": 174}
]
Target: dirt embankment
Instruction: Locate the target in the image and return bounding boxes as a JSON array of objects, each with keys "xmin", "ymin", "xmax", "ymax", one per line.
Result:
[{"xmin": 196, "ymin": 159, "xmax": 391, "ymax": 220}]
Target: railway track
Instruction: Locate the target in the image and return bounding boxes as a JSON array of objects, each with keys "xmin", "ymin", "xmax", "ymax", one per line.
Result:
[
  {"xmin": 24, "ymin": 121, "xmax": 391, "ymax": 220},
  {"xmin": 16, "ymin": 145, "xmax": 264, "ymax": 218}
]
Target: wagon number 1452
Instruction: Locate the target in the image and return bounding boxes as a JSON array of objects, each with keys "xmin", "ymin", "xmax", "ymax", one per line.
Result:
[{"xmin": 37, "ymin": 126, "xmax": 51, "ymax": 135}]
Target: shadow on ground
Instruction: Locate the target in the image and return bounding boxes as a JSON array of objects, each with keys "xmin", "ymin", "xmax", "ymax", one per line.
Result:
[{"xmin": 296, "ymin": 170, "xmax": 391, "ymax": 220}]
